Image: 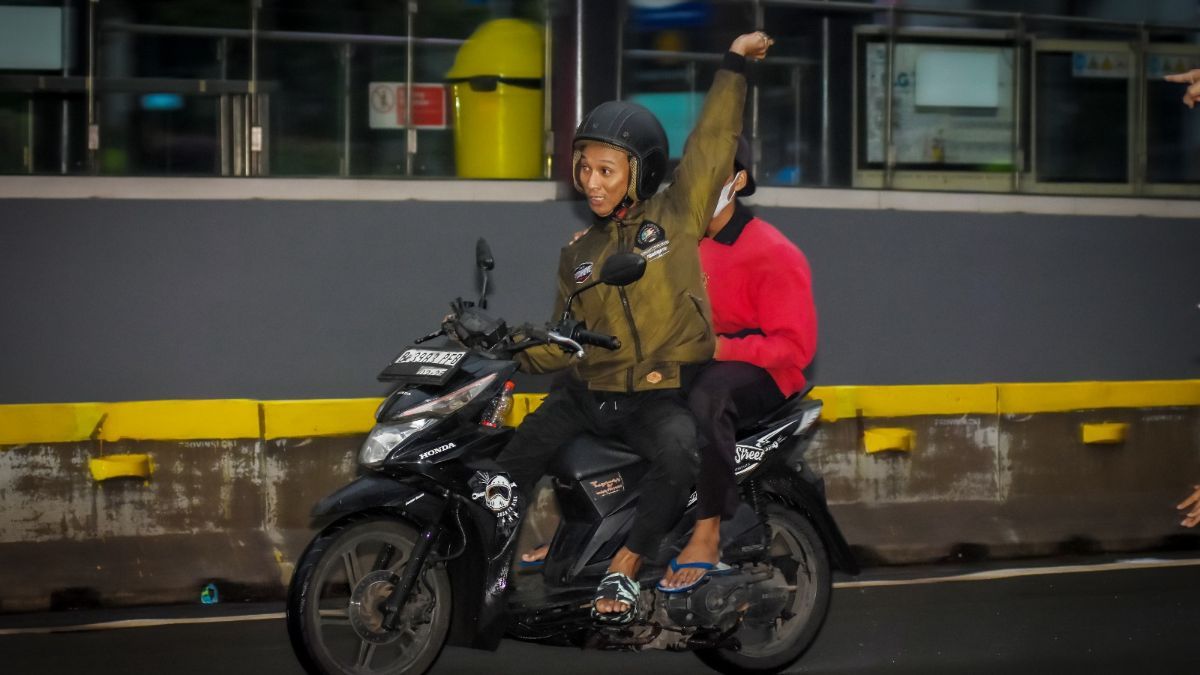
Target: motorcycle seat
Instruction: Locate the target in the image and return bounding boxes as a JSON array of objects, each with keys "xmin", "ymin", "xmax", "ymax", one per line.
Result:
[{"xmin": 549, "ymin": 434, "xmax": 643, "ymax": 482}]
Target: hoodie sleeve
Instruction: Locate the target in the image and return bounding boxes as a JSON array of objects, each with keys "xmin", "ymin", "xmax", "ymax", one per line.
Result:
[{"xmin": 715, "ymin": 249, "xmax": 817, "ymax": 371}]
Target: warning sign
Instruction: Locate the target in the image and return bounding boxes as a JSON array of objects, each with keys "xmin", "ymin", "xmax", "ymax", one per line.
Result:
[
  {"xmin": 368, "ymin": 82, "xmax": 448, "ymax": 130},
  {"xmin": 1071, "ymin": 51, "xmax": 1130, "ymax": 79}
]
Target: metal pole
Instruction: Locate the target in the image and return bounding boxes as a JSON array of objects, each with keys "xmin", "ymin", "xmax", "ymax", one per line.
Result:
[
  {"xmin": 1011, "ymin": 15, "xmax": 1023, "ymax": 193},
  {"xmin": 249, "ymin": 0, "xmax": 260, "ymax": 176},
  {"xmin": 26, "ymin": 98, "xmax": 34, "ymax": 173},
  {"xmin": 751, "ymin": 0, "xmax": 763, "ymax": 182},
  {"xmin": 883, "ymin": 5, "xmax": 896, "ymax": 190},
  {"xmin": 60, "ymin": 2, "xmax": 70, "ymax": 174},
  {"xmin": 341, "ymin": 42, "xmax": 352, "ymax": 177},
  {"xmin": 820, "ymin": 6, "xmax": 831, "ymax": 186},
  {"xmin": 542, "ymin": 0, "xmax": 553, "ymax": 178},
  {"xmin": 792, "ymin": 64, "xmax": 801, "ymax": 186},
  {"xmin": 87, "ymin": 0, "xmax": 97, "ymax": 173},
  {"xmin": 1133, "ymin": 24, "xmax": 1148, "ymax": 194},
  {"xmin": 405, "ymin": 0, "xmax": 416, "ymax": 176},
  {"xmin": 218, "ymin": 37, "xmax": 230, "ymax": 176}
]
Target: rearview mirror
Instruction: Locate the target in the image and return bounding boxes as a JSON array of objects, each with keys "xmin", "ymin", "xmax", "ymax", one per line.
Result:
[
  {"xmin": 475, "ymin": 238, "xmax": 495, "ymax": 271},
  {"xmin": 598, "ymin": 253, "xmax": 646, "ymax": 287}
]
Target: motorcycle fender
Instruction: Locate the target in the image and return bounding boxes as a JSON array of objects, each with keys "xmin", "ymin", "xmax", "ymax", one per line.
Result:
[
  {"xmin": 764, "ymin": 475, "xmax": 861, "ymax": 575},
  {"xmin": 310, "ymin": 475, "xmax": 499, "ymax": 651},
  {"xmin": 310, "ymin": 473, "xmax": 445, "ymax": 528}
]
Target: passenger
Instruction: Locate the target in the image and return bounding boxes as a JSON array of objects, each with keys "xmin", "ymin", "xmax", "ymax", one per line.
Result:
[
  {"xmin": 497, "ymin": 32, "xmax": 775, "ymax": 623},
  {"xmin": 659, "ymin": 137, "xmax": 817, "ymax": 592}
]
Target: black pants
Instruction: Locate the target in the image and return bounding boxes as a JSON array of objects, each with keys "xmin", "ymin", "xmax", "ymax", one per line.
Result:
[
  {"xmin": 689, "ymin": 361, "xmax": 785, "ymax": 520},
  {"xmin": 496, "ymin": 377, "xmax": 699, "ymax": 558}
]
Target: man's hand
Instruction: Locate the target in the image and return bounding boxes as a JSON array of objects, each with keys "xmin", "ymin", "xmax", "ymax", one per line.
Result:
[
  {"xmin": 1165, "ymin": 69, "xmax": 1200, "ymax": 109},
  {"xmin": 730, "ymin": 31, "xmax": 774, "ymax": 61},
  {"xmin": 1178, "ymin": 485, "xmax": 1200, "ymax": 527}
]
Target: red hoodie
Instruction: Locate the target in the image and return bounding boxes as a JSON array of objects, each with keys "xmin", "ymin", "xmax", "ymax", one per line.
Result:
[{"xmin": 698, "ymin": 204, "xmax": 817, "ymax": 397}]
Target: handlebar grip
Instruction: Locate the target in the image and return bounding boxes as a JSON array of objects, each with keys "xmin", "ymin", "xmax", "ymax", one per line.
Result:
[{"xmin": 574, "ymin": 329, "xmax": 621, "ymax": 350}]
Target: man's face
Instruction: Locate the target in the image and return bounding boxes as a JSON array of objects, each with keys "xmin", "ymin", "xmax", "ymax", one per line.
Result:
[{"xmin": 576, "ymin": 143, "xmax": 630, "ymax": 216}]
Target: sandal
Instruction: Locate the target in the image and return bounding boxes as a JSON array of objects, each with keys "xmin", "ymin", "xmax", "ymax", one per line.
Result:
[
  {"xmin": 655, "ymin": 558, "xmax": 733, "ymax": 594},
  {"xmin": 590, "ymin": 571, "xmax": 640, "ymax": 625}
]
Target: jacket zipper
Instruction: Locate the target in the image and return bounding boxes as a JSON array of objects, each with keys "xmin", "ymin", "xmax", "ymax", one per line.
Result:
[{"xmin": 616, "ymin": 224, "xmax": 644, "ymax": 391}]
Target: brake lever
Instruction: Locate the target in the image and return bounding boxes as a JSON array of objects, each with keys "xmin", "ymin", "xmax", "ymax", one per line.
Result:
[{"xmin": 414, "ymin": 328, "xmax": 446, "ymax": 344}]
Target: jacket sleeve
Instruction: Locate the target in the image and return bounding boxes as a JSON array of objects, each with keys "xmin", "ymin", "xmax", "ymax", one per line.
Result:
[
  {"xmin": 659, "ymin": 53, "xmax": 748, "ymax": 239},
  {"xmin": 515, "ymin": 254, "xmax": 575, "ymax": 374},
  {"xmin": 715, "ymin": 253, "xmax": 817, "ymax": 370}
]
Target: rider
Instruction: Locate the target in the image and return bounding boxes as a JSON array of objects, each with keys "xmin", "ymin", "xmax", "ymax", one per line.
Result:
[
  {"xmin": 659, "ymin": 136, "xmax": 817, "ymax": 592},
  {"xmin": 495, "ymin": 32, "xmax": 774, "ymax": 623}
]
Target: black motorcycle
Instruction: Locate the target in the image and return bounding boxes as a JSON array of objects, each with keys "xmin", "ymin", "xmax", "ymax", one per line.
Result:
[{"xmin": 286, "ymin": 240, "xmax": 858, "ymax": 675}]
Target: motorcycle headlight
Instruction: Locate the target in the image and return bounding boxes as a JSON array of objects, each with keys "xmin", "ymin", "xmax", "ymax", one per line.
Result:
[
  {"xmin": 359, "ymin": 418, "xmax": 434, "ymax": 467},
  {"xmin": 393, "ymin": 373, "xmax": 498, "ymax": 421}
]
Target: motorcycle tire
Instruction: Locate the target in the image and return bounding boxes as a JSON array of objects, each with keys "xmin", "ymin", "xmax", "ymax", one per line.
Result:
[
  {"xmin": 286, "ymin": 514, "xmax": 452, "ymax": 675},
  {"xmin": 695, "ymin": 503, "xmax": 832, "ymax": 675}
]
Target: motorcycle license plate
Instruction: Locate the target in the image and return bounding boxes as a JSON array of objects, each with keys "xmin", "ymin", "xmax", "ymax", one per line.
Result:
[{"xmin": 378, "ymin": 346, "xmax": 468, "ymax": 385}]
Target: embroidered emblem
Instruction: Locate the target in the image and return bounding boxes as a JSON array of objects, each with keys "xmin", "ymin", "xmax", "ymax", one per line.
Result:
[{"xmin": 573, "ymin": 262, "xmax": 594, "ymax": 284}]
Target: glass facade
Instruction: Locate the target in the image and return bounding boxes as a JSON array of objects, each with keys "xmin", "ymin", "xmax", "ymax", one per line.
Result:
[{"xmin": 1, "ymin": 0, "xmax": 1198, "ymax": 198}]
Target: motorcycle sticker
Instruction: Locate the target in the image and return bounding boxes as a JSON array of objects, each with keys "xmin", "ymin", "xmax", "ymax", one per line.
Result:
[
  {"xmin": 734, "ymin": 420, "xmax": 799, "ymax": 476},
  {"xmin": 469, "ymin": 471, "xmax": 521, "ymax": 532},
  {"xmin": 573, "ymin": 262, "xmax": 594, "ymax": 284},
  {"xmin": 588, "ymin": 473, "xmax": 625, "ymax": 498}
]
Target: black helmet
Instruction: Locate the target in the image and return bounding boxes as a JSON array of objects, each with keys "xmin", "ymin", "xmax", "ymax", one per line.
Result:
[{"xmin": 572, "ymin": 101, "xmax": 669, "ymax": 203}]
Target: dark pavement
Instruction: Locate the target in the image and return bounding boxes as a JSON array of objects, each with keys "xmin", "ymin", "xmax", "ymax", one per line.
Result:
[{"xmin": 2, "ymin": 558, "xmax": 1198, "ymax": 674}]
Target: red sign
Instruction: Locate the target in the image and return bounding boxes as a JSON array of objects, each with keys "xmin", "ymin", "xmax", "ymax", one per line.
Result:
[{"xmin": 368, "ymin": 82, "xmax": 448, "ymax": 130}]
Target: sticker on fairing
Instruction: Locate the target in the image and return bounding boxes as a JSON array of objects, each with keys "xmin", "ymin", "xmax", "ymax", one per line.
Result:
[{"xmin": 469, "ymin": 471, "xmax": 521, "ymax": 532}]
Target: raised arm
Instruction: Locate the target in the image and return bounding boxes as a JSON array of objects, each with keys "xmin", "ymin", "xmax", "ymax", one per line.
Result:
[{"xmin": 661, "ymin": 32, "xmax": 773, "ymax": 237}]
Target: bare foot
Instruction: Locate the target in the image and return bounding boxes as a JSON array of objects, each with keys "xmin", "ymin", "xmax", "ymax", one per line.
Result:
[
  {"xmin": 660, "ymin": 516, "xmax": 721, "ymax": 589},
  {"xmin": 595, "ymin": 547, "xmax": 641, "ymax": 615},
  {"xmin": 521, "ymin": 544, "xmax": 549, "ymax": 564}
]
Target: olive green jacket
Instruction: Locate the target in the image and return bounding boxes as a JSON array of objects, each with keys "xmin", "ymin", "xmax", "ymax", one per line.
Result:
[{"xmin": 518, "ymin": 65, "xmax": 747, "ymax": 392}]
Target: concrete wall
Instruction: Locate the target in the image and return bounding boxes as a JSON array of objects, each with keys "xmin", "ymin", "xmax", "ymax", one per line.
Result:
[
  {"xmin": 2, "ymin": 188, "xmax": 1200, "ymax": 611},
  {"xmin": 3, "ymin": 196, "xmax": 1200, "ymax": 403}
]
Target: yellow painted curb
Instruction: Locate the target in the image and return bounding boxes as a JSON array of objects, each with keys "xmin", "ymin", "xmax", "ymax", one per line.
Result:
[
  {"xmin": 1080, "ymin": 422, "xmax": 1129, "ymax": 445},
  {"xmin": 864, "ymin": 428, "xmax": 916, "ymax": 453},
  {"xmin": 997, "ymin": 380, "xmax": 1200, "ymax": 414},
  {"xmin": 99, "ymin": 400, "xmax": 260, "ymax": 442},
  {"xmin": 0, "ymin": 403, "xmax": 104, "ymax": 445},
  {"xmin": 89, "ymin": 453, "xmax": 153, "ymax": 480},
  {"xmin": 261, "ymin": 399, "xmax": 382, "ymax": 440},
  {"xmin": 2, "ymin": 380, "xmax": 1198, "ymax": 445}
]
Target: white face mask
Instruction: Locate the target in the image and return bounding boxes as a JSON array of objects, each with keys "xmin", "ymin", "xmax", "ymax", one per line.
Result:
[{"xmin": 711, "ymin": 174, "xmax": 739, "ymax": 218}]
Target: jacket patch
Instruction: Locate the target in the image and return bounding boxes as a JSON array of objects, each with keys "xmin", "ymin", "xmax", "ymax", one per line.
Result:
[
  {"xmin": 635, "ymin": 221, "xmax": 665, "ymax": 248},
  {"xmin": 573, "ymin": 261, "xmax": 594, "ymax": 284},
  {"xmin": 635, "ymin": 221, "xmax": 671, "ymax": 261}
]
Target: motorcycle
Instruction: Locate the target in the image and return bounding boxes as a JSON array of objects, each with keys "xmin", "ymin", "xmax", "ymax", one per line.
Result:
[{"xmin": 286, "ymin": 239, "xmax": 859, "ymax": 675}]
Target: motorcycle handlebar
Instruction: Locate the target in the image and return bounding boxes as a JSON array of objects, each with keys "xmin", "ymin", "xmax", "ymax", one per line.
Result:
[{"xmin": 573, "ymin": 329, "xmax": 621, "ymax": 351}]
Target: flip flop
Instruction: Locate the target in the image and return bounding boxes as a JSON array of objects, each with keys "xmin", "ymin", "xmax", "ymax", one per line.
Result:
[
  {"xmin": 517, "ymin": 544, "xmax": 548, "ymax": 570},
  {"xmin": 590, "ymin": 571, "xmax": 640, "ymax": 625},
  {"xmin": 655, "ymin": 558, "xmax": 733, "ymax": 594}
]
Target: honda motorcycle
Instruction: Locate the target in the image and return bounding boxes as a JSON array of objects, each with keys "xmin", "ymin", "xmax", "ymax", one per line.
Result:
[{"xmin": 286, "ymin": 240, "xmax": 858, "ymax": 675}]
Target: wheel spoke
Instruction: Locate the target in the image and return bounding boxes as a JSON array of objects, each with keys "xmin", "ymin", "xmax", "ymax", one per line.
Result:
[
  {"xmin": 342, "ymin": 549, "xmax": 364, "ymax": 588},
  {"xmin": 318, "ymin": 608, "xmax": 351, "ymax": 628},
  {"xmin": 356, "ymin": 640, "xmax": 377, "ymax": 669},
  {"xmin": 372, "ymin": 543, "xmax": 397, "ymax": 572}
]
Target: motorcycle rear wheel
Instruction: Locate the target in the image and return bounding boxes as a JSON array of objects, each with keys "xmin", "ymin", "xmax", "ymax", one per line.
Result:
[
  {"xmin": 696, "ymin": 503, "xmax": 831, "ymax": 674},
  {"xmin": 286, "ymin": 515, "xmax": 451, "ymax": 675}
]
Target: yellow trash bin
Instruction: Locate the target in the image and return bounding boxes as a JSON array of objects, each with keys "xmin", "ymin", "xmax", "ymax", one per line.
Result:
[{"xmin": 446, "ymin": 19, "xmax": 545, "ymax": 179}]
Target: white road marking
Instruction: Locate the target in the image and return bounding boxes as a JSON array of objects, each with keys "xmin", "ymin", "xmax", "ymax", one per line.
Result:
[
  {"xmin": 834, "ymin": 557, "xmax": 1200, "ymax": 589},
  {"xmin": 2, "ymin": 557, "xmax": 1197, "ymax": 636}
]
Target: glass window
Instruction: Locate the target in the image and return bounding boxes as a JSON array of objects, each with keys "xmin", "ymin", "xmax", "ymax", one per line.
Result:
[
  {"xmin": 1145, "ymin": 50, "xmax": 1200, "ymax": 185},
  {"xmin": 1034, "ymin": 47, "xmax": 1130, "ymax": 184}
]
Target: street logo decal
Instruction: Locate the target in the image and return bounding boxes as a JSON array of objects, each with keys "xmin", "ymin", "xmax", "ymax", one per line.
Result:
[
  {"xmin": 589, "ymin": 473, "xmax": 625, "ymax": 498},
  {"xmin": 469, "ymin": 471, "xmax": 520, "ymax": 531}
]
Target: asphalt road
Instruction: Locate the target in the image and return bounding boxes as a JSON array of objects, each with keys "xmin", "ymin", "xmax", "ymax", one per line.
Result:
[{"xmin": 2, "ymin": 558, "xmax": 1198, "ymax": 674}]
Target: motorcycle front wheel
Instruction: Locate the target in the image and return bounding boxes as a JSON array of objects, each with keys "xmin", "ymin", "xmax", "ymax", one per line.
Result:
[
  {"xmin": 286, "ymin": 515, "xmax": 452, "ymax": 675},
  {"xmin": 696, "ymin": 503, "xmax": 832, "ymax": 675}
]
